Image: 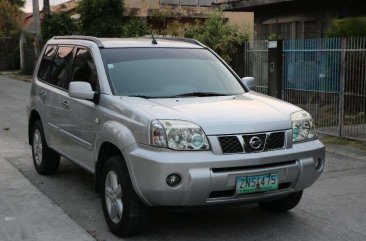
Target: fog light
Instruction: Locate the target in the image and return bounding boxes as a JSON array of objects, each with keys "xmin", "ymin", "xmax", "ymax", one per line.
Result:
[{"xmin": 166, "ymin": 174, "xmax": 181, "ymax": 187}]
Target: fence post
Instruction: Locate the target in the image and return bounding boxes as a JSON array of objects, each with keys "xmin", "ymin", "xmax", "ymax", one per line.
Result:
[
  {"xmin": 338, "ymin": 38, "xmax": 346, "ymax": 137},
  {"xmin": 231, "ymin": 43, "xmax": 245, "ymax": 78},
  {"xmin": 268, "ymin": 40, "xmax": 283, "ymax": 98}
]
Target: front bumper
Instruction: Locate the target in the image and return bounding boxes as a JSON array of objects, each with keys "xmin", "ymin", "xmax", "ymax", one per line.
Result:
[{"xmin": 124, "ymin": 139, "xmax": 325, "ymax": 206}]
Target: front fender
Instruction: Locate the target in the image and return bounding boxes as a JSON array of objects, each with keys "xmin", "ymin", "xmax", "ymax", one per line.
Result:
[{"xmin": 94, "ymin": 120, "xmax": 137, "ymax": 163}]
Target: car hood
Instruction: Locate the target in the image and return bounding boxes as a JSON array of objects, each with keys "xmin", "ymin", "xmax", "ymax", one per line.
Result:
[{"xmin": 122, "ymin": 92, "xmax": 302, "ymax": 135}]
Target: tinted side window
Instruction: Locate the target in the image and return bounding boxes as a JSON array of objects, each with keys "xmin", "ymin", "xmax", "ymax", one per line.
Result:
[
  {"xmin": 68, "ymin": 48, "xmax": 98, "ymax": 91},
  {"xmin": 49, "ymin": 46, "xmax": 74, "ymax": 88},
  {"xmin": 37, "ymin": 45, "xmax": 57, "ymax": 81}
]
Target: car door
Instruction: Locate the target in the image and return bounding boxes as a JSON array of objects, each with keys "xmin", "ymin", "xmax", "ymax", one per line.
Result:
[
  {"xmin": 38, "ymin": 45, "xmax": 74, "ymax": 150},
  {"xmin": 58, "ymin": 47, "xmax": 99, "ymax": 171}
]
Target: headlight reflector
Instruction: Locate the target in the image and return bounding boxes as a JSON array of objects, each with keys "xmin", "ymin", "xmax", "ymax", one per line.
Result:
[
  {"xmin": 291, "ymin": 111, "xmax": 316, "ymax": 143},
  {"xmin": 150, "ymin": 120, "xmax": 210, "ymax": 150}
]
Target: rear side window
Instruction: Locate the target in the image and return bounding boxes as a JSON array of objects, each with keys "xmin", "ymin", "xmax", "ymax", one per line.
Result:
[
  {"xmin": 49, "ymin": 46, "xmax": 74, "ymax": 88},
  {"xmin": 37, "ymin": 45, "xmax": 57, "ymax": 81},
  {"xmin": 67, "ymin": 48, "xmax": 98, "ymax": 91}
]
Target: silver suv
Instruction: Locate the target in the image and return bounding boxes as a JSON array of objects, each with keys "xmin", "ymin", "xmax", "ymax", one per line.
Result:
[{"xmin": 27, "ymin": 36, "xmax": 325, "ymax": 236}]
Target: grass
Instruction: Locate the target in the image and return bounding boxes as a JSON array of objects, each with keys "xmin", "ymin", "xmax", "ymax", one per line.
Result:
[
  {"xmin": 320, "ymin": 134, "xmax": 366, "ymax": 152},
  {"xmin": 0, "ymin": 70, "xmax": 32, "ymax": 82}
]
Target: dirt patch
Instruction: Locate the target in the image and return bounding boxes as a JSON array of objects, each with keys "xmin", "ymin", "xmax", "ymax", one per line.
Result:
[
  {"xmin": 320, "ymin": 134, "xmax": 366, "ymax": 152},
  {"xmin": 0, "ymin": 71, "xmax": 32, "ymax": 82}
]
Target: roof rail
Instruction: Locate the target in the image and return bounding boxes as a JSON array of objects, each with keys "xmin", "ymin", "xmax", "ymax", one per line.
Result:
[
  {"xmin": 144, "ymin": 36, "xmax": 205, "ymax": 47},
  {"xmin": 53, "ymin": 35, "xmax": 104, "ymax": 48}
]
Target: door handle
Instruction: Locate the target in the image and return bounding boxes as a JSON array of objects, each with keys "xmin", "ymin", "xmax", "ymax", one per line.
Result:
[
  {"xmin": 39, "ymin": 90, "xmax": 47, "ymax": 98},
  {"xmin": 61, "ymin": 100, "xmax": 69, "ymax": 109}
]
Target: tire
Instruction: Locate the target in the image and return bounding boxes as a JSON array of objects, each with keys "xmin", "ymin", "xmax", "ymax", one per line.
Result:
[
  {"xmin": 101, "ymin": 155, "xmax": 148, "ymax": 236},
  {"xmin": 258, "ymin": 191, "xmax": 303, "ymax": 212},
  {"xmin": 31, "ymin": 120, "xmax": 60, "ymax": 175}
]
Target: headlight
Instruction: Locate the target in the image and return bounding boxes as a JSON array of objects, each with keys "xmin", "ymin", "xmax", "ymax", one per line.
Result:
[
  {"xmin": 150, "ymin": 120, "xmax": 210, "ymax": 151},
  {"xmin": 291, "ymin": 111, "xmax": 316, "ymax": 143}
]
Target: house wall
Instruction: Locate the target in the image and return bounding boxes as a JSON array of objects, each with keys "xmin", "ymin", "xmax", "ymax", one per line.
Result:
[
  {"xmin": 245, "ymin": 0, "xmax": 366, "ymax": 39},
  {"xmin": 124, "ymin": 0, "xmax": 253, "ymax": 36}
]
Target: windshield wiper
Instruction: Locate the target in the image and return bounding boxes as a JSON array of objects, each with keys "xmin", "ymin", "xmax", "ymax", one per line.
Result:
[
  {"xmin": 169, "ymin": 92, "xmax": 231, "ymax": 98},
  {"xmin": 125, "ymin": 95, "xmax": 158, "ymax": 99}
]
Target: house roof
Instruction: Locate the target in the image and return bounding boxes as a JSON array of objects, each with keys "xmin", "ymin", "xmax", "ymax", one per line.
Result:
[
  {"xmin": 50, "ymin": 0, "xmax": 77, "ymax": 13},
  {"xmin": 223, "ymin": 0, "xmax": 302, "ymax": 11}
]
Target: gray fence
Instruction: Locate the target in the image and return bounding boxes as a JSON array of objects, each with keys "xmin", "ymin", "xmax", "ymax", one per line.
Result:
[{"xmin": 243, "ymin": 37, "xmax": 366, "ymax": 141}]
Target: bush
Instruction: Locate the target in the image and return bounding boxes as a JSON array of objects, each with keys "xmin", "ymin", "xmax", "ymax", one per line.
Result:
[
  {"xmin": 77, "ymin": 0, "xmax": 124, "ymax": 37},
  {"xmin": 41, "ymin": 12, "xmax": 78, "ymax": 41},
  {"xmin": 184, "ymin": 11, "xmax": 249, "ymax": 64},
  {"xmin": 122, "ymin": 18, "xmax": 150, "ymax": 37},
  {"xmin": 327, "ymin": 17, "xmax": 366, "ymax": 37}
]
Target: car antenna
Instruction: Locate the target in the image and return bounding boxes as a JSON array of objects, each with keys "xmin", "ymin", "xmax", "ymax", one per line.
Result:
[{"xmin": 151, "ymin": 31, "xmax": 158, "ymax": 45}]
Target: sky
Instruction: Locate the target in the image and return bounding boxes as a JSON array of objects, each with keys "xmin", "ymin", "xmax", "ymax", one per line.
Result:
[{"xmin": 23, "ymin": 0, "xmax": 70, "ymax": 13}]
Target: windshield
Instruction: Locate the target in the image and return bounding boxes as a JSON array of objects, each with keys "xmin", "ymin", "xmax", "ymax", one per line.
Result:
[{"xmin": 101, "ymin": 48, "xmax": 245, "ymax": 98}]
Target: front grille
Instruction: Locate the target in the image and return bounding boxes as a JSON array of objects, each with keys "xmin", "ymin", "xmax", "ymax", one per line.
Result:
[
  {"xmin": 265, "ymin": 131, "xmax": 285, "ymax": 150},
  {"xmin": 218, "ymin": 131, "xmax": 286, "ymax": 154},
  {"xmin": 218, "ymin": 136, "xmax": 243, "ymax": 153}
]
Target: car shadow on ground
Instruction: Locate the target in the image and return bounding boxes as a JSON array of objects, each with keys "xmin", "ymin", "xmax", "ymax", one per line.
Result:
[{"xmin": 50, "ymin": 158, "xmax": 308, "ymax": 240}]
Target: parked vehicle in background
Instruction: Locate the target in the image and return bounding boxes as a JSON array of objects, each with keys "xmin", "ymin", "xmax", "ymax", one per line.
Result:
[{"xmin": 27, "ymin": 36, "xmax": 325, "ymax": 236}]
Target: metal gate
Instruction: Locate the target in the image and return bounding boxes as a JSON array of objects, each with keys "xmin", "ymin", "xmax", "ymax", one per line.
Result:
[
  {"xmin": 283, "ymin": 37, "xmax": 366, "ymax": 141},
  {"xmin": 243, "ymin": 40, "xmax": 268, "ymax": 94}
]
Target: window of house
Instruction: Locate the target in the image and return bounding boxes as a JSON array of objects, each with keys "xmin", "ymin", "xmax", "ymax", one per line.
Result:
[
  {"xmin": 49, "ymin": 46, "xmax": 74, "ymax": 88},
  {"xmin": 37, "ymin": 45, "xmax": 57, "ymax": 82},
  {"xmin": 68, "ymin": 48, "xmax": 98, "ymax": 91}
]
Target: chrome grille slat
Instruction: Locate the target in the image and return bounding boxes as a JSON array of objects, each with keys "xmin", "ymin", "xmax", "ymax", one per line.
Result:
[{"xmin": 218, "ymin": 131, "xmax": 286, "ymax": 154}]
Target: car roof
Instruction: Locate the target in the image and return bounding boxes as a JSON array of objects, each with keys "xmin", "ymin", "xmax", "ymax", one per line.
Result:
[{"xmin": 50, "ymin": 36, "xmax": 204, "ymax": 49}]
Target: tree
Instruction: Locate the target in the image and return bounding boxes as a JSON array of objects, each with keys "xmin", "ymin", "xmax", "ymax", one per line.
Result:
[
  {"xmin": 184, "ymin": 10, "xmax": 249, "ymax": 64},
  {"xmin": 326, "ymin": 17, "xmax": 366, "ymax": 37},
  {"xmin": 0, "ymin": 0, "xmax": 23, "ymax": 37},
  {"xmin": 122, "ymin": 18, "xmax": 150, "ymax": 37},
  {"xmin": 77, "ymin": 0, "xmax": 124, "ymax": 37},
  {"xmin": 9, "ymin": 0, "xmax": 24, "ymax": 7},
  {"xmin": 43, "ymin": 0, "xmax": 50, "ymax": 16},
  {"xmin": 41, "ymin": 12, "xmax": 79, "ymax": 41}
]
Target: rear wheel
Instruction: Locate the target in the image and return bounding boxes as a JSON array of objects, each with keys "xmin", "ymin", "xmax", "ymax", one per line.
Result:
[
  {"xmin": 258, "ymin": 191, "xmax": 303, "ymax": 212},
  {"xmin": 31, "ymin": 120, "xmax": 60, "ymax": 175},
  {"xmin": 101, "ymin": 155, "xmax": 148, "ymax": 236}
]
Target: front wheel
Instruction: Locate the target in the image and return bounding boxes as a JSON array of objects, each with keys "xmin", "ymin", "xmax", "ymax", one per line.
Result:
[
  {"xmin": 101, "ymin": 156, "xmax": 148, "ymax": 236},
  {"xmin": 258, "ymin": 191, "xmax": 303, "ymax": 212}
]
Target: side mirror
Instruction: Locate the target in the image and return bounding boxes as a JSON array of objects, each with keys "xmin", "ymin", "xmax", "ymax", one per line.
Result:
[
  {"xmin": 69, "ymin": 82, "xmax": 95, "ymax": 101},
  {"xmin": 242, "ymin": 77, "xmax": 256, "ymax": 91}
]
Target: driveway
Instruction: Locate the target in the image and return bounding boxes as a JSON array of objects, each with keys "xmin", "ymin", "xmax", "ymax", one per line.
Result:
[{"xmin": 1, "ymin": 75, "xmax": 366, "ymax": 241}]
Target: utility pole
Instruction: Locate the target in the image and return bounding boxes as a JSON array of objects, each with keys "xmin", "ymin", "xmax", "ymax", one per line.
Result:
[
  {"xmin": 44, "ymin": 0, "xmax": 50, "ymax": 17},
  {"xmin": 32, "ymin": 0, "xmax": 42, "ymax": 57}
]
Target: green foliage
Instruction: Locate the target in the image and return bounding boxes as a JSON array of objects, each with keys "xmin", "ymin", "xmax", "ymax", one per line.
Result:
[
  {"xmin": 41, "ymin": 12, "xmax": 79, "ymax": 41},
  {"xmin": 327, "ymin": 17, "xmax": 366, "ymax": 37},
  {"xmin": 184, "ymin": 11, "xmax": 249, "ymax": 64},
  {"xmin": 149, "ymin": 9, "xmax": 170, "ymax": 35},
  {"xmin": 268, "ymin": 33, "xmax": 280, "ymax": 41},
  {"xmin": 122, "ymin": 18, "xmax": 150, "ymax": 37},
  {"xmin": 77, "ymin": 0, "xmax": 124, "ymax": 37},
  {"xmin": 0, "ymin": 0, "xmax": 22, "ymax": 37},
  {"xmin": 9, "ymin": 0, "xmax": 24, "ymax": 7}
]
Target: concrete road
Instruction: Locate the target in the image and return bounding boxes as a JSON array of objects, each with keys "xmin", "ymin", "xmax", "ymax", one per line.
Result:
[{"xmin": 1, "ymin": 75, "xmax": 366, "ymax": 241}]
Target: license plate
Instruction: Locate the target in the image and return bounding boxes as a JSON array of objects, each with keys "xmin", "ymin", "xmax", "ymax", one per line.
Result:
[{"xmin": 236, "ymin": 174, "xmax": 278, "ymax": 195}]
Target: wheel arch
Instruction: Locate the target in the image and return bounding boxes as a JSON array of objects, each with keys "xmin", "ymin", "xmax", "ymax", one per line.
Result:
[{"xmin": 95, "ymin": 141, "xmax": 124, "ymax": 193}]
